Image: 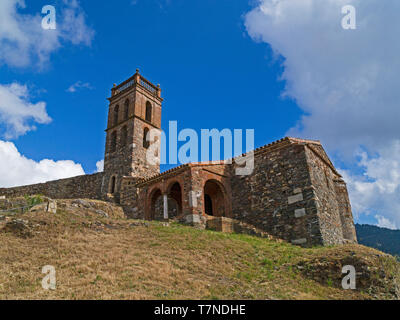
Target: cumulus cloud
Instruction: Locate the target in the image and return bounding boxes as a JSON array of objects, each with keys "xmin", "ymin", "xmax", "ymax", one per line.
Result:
[
  {"xmin": 66, "ymin": 81, "xmax": 93, "ymax": 93},
  {"xmin": 341, "ymin": 141, "xmax": 400, "ymax": 228},
  {"xmin": 375, "ymin": 215, "xmax": 397, "ymax": 230},
  {"xmin": 245, "ymin": 0, "xmax": 400, "ymax": 151},
  {"xmin": 0, "ymin": 0, "xmax": 94, "ymax": 68},
  {"xmin": 0, "ymin": 140, "xmax": 85, "ymax": 188},
  {"xmin": 96, "ymin": 160, "xmax": 104, "ymax": 173},
  {"xmin": 0, "ymin": 82, "xmax": 51, "ymax": 139},
  {"xmin": 245, "ymin": 0, "xmax": 400, "ymax": 228}
]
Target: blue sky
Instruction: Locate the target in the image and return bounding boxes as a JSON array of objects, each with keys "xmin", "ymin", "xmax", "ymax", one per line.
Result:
[
  {"xmin": 6, "ymin": 0, "xmax": 300, "ymax": 171},
  {"xmin": 1, "ymin": 0, "xmax": 400, "ymax": 229}
]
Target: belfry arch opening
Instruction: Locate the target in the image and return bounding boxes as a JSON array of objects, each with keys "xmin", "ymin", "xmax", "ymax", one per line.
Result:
[
  {"xmin": 145, "ymin": 101, "xmax": 152, "ymax": 122},
  {"xmin": 113, "ymin": 105, "xmax": 119, "ymax": 125},
  {"xmin": 124, "ymin": 99, "xmax": 129, "ymax": 120},
  {"xmin": 204, "ymin": 180, "xmax": 226, "ymax": 217}
]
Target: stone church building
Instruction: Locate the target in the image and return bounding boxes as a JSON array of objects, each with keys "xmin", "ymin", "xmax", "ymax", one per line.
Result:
[{"xmin": 0, "ymin": 71, "xmax": 357, "ymax": 247}]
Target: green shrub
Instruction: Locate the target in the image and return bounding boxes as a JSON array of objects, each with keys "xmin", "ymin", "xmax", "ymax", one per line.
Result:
[{"xmin": 24, "ymin": 195, "xmax": 44, "ymax": 207}]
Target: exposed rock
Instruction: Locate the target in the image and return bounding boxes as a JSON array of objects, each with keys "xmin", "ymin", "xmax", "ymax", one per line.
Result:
[
  {"xmin": 30, "ymin": 203, "xmax": 48, "ymax": 213},
  {"xmin": 71, "ymin": 199, "xmax": 92, "ymax": 208},
  {"xmin": 295, "ymin": 252, "xmax": 400, "ymax": 299},
  {"xmin": 47, "ymin": 200, "xmax": 57, "ymax": 214},
  {"xmin": 28, "ymin": 199, "xmax": 57, "ymax": 214},
  {"xmin": 56, "ymin": 199, "xmax": 125, "ymax": 219},
  {"xmin": 2, "ymin": 219, "xmax": 33, "ymax": 239},
  {"xmin": 93, "ymin": 209, "xmax": 108, "ymax": 218},
  {"xmin": 129, "ymin": 221, "xmax": 150, "ymax": 228}
]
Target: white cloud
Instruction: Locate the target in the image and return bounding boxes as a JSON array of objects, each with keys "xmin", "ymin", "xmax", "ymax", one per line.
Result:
[
  {"xmin": 67, "ymin": 81, "xmax": 93, "ymax": 93},
  {"xmin": 375, "ymin": 215, "xmax": 397, "ymax": 230},
  {"xmin": 96, "ymin": 160, "xmax": 104, "ymax": 173},
  {"xmin": 0, "ymin": 140, "xmax": 85, "ymax": 188},
  {"xmin": 0, "ymin": 0, "xmax": 94, "ymax": 68},
  {"xmin": 245, "ymin": 0, "xmax": 400, "ymax": 151},
  {"xmin": 245, "ymin": 0, "xmax": 400, "ymax": 229},
  {"xmin": 340, "ymin": 141, "xmax": 400, "ymax": 228},
  {"xmin": 0, "ymin": 82, "xmax": 51, "ymax": 139}
]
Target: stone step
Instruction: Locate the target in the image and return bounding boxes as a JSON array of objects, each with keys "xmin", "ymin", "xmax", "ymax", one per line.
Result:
[{"xmin": 206, "ymin": 217, "xmax": 281, "ymax": 241}]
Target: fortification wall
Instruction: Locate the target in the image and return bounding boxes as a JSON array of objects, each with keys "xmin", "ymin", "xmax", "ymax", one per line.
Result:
[
  {"xmin": 119, "ymin": 177, "xmax": 141, "ymax": 218},
  {"xmin": 0, "ymin": 173, "xmax": 105, "ymax": 200},
  {"xmin": 230, "ymin": 142, "xmax": 323, "ymax": 246}
]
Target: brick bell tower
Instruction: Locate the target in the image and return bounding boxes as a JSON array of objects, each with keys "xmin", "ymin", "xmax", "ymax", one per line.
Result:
[{"xmin": 103, "ymin": 69, "xmax": 163, "ymax": 202}]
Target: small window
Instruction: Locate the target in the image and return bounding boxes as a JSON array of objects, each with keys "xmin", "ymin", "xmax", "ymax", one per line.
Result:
[
  {"xmin": 113, "ymin": 105, "xmax": 119, "ymax": 125},
  {"xmin": 143, "ymin": 127, "xmax": 150, "ymax": 149},
  {"xmin": 110, "ymin": 176, "xmax": 116, "ymax": 194},
  {"xmin": 145, "ymin": 101, "xmax": 152, "ymax": 122},
  {"xmin": 124, "ymin": 99, "xmax": 129, "ymax": 120},
  {"xmin": 121, "ymin": 126, "xmax": 128, "ymax": 146},
  {"xmin": 110, "ymin": 131, "xmax": 117, "ymax": 152}
]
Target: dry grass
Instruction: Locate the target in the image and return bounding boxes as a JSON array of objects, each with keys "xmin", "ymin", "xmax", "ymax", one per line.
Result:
[{"xmin": 0, "ymin": 201, "xmax": 398, "ymax": 300}]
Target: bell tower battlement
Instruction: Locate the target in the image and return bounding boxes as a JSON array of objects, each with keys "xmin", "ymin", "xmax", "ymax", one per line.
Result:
[{"xmin": 103, "ymin": 69, "xmax": 163, "ymax": 202}]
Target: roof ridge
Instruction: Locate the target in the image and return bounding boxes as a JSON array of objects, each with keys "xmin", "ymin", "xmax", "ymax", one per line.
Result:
[{"xmin": 133, "ymin": 137, "xmax": 323, "ymax": 185}]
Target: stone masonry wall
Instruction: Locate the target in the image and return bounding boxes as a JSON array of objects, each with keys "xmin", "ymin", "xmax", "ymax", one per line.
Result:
[
  {"xmin": 334, "ymin": 178, "xmax": 358, "ymax": 242},
  {"xmin": 305, "ymin": 145, "xmax": 348, "ymax": 245},
  {"xmin": 304, "ymin": 145, "xmax": 357, "ymax": 245},
  {"xmin": 119, "ymin": 177, "xmax": 141, "ymax": 218},
  {"xmin": 230, "ymin": 141, "xmax": 323, "ymax": 246},
  {"xmin": 0, "ymin": 173, "xmax": 104, "ymax": 200}
]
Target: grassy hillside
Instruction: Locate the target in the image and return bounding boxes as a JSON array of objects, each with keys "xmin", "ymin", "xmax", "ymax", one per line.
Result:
[
  {"xmin": 0, "ymin": 198, "xmax": 399, "ymax": 300},
  {"xmin": 356, "ymin": 224, "xmax": 400, "ymax": 259}
]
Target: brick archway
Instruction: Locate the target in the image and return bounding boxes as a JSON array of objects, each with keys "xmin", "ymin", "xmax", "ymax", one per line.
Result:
[
  {"xmin": 204, "ymin": 179, "xmax": 227, "ymax": 217},
  {"xmin": 148, "ymin": 188, "xmax": 162, "ymax": 220},
  {"xmin": 167, "ymin": 181, "xmax": 182, "ymax": 218}
]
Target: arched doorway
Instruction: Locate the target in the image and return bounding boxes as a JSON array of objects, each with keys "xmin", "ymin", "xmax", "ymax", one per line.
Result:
[
  {"xmin": 167, "ymin": 182, "xmax": 182, "ymax": 218},
  {"xmin": 204, "ymin": 180, "xmax": 226, "ymax": 217}
]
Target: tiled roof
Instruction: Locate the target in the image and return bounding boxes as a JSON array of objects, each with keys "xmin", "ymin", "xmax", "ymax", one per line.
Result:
[{"xmin": 133, "ymin": 137, "xmax": 328, "ymax": 186}]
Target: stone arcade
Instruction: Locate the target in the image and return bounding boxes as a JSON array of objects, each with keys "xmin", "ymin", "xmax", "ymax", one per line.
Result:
[{"xmin": 0, "ymin": 70, "xmax": 358, "ymax": 246}]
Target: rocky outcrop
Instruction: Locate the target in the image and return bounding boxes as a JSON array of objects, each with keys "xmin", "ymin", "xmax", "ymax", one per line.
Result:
[
  {"xmin": 2, "ymin": 219, "xmax": 33, "ymax": 239},
  {"xmin": 295, "ymin": 247, "xmax": 400, "ymax": 299}
]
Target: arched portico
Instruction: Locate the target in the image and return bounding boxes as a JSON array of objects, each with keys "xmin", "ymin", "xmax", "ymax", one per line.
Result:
[
  {"xmin": 166, "ymin": 181, "xmax": 182, "ymax": 218},
  {"xmin": 148, "ymin": 188, "xmax": 162, "ymax": 220},
  {"xmin": 145, "ymin": 181, "xmax": 183, "ymax": 220}
]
